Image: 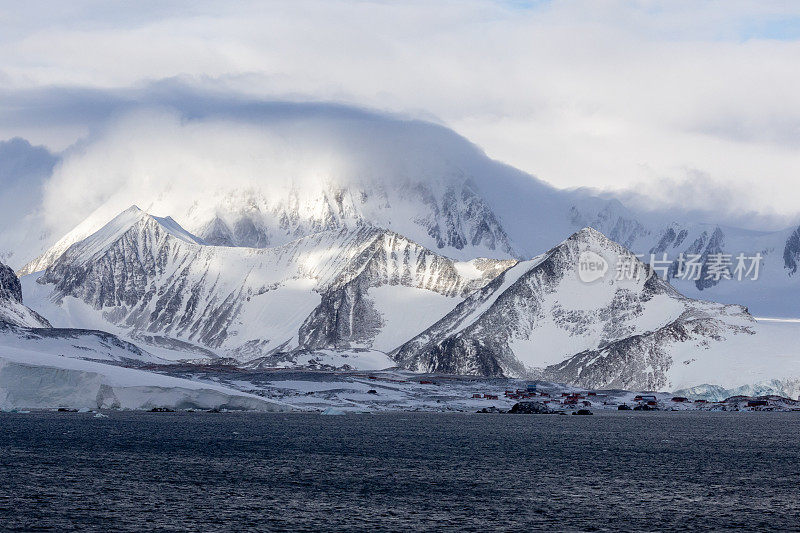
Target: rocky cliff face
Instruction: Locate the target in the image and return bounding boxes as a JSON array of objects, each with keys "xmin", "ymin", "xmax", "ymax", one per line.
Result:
[
  {"xmin": 0, "ymin": 261, "xmax": 23, "ymax": 304},
  {"xmin": 0, "ymin": 260, "xmax": 50, "ymax": 327}
]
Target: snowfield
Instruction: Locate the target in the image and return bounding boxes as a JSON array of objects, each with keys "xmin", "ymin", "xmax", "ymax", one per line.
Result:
[{"xmin": 666, "ymin": 319, "xmax": 800, "ymax": 396}]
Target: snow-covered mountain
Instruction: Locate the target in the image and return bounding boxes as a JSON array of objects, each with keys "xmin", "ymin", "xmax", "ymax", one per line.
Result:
[
  {"xmin": 6, "ymin": 104, "xmax": 800, "ymax": 392},
  {"xmin": 22, "ymin": 205, "xmax": 514, "ymax": 365},
  {"xmin": 8, "ymin": 104, "xmax": 800, "ymax": 318},
  {"xmin": 20, "ymin": 173, "xmax": 800, "ymax": 319},
  {"xmin": 392, "ymin": 228, "xmax": 798, "ymax": 390},
  {"xmin": 13, "ymin": 105, "xmax": 665, "ymax": 277},
  {"xmin": 16, "ymin": 202, "xmax": 800, "ymax": 393},
  {"xmin": 633, "ymin": 222, "xmax": 800, "ymax": 318},
  {"xmin": 19, "ymin": 176, "xmax": 519, "ymax": 276}
]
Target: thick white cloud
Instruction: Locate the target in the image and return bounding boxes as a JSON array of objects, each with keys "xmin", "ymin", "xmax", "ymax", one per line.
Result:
[
  {"xmin": 1, "ymin": 0, "xmax": 800, "ymax": 219},
  {"xmin": 41, "ymin": 107, "xmax": 495, "ymax": 233}
]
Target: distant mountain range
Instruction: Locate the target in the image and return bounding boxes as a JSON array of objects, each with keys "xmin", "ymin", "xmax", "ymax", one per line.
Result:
[
  {"xmin": 10, "ymin": 200, "xmax": 800, "ymax": 395},
  {"xmin": 4, "ymin": 105, "xmax": 799, "ymax": 319},
  {"xmin": 2, "ymin": 105, "xmax": 800, "ymax": 395}
]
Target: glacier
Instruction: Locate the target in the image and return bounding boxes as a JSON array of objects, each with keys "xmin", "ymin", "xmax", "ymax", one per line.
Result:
[{"xmin": 0, "ymin": 346, "xmax": 292, "ymax": 411}]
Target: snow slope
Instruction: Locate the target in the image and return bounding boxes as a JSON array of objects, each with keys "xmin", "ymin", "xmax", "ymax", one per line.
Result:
[
  {"xmin": 0, "ymin": 321, "xmax": 164, "ymax": 366},
  {"xmin": 665, "ymin": 319, "xmax": 800, "ymax": 394}
]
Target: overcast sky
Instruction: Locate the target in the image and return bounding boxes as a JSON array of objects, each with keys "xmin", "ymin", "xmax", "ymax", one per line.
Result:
[{"xmin": 1, "ymin": 0, "xmax": 800, "ymax": 222}]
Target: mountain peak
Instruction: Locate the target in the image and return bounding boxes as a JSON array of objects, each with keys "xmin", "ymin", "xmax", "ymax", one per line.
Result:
[
  {"xmin": 122, "ymin": 204, "xmax": 143, "ymax": 214},
  {"xmin": 21, "ymin": 206, "xmax": 205, "ymax": 275},
  {"xmin": 565, "ymin": 226, "xmax": 611, "ymax": 245}
]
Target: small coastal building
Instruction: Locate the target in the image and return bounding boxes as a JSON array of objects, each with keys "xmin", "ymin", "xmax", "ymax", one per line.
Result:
[{"xmin": 635, "ymin": 395, "xmax": 657, "ymax": 403}]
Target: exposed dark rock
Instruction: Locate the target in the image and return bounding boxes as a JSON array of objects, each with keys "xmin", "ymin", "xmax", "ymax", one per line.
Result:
[
  {"xmin": 0, "ymin": 261, "xmax": 23, "ymax": 303},
  {"xmin": 476, "ymin": 406, "xmax": 506, "ymax": 413},
  {"xmin": 508, "ymin": 401, "xmax": 555, "ymax": 414},
  {"xmin": 695, "ymin": 227, "xmax": 726, "ymax": 290},
  {"xmin": 784, "ymin": 225, "xmax": 800, "ymax": 275}
]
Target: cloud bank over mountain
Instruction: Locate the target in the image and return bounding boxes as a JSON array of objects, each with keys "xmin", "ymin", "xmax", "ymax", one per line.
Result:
[
  {"xmin": 0, "ymin": 92, "xmax": 796, "ymax": 270},
  {"xmin": 41, "ymin": 106, "xmax": 501, "ymax": 236},
  {"xmin": 1, "ymin": 1, "xmax": 800, "ymax": 223}
]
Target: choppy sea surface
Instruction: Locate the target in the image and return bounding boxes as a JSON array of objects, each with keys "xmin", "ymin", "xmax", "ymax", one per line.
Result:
[{"xmin": 1, "ymin": 411, "xmax": 799, "ymax": 532}]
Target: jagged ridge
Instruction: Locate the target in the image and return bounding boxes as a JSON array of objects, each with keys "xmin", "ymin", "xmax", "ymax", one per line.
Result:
[
  {"xmin": 33, "ymin": 206, "xmax": 515, "ymax": 361},
  {"xmin": 393, "ymin": 227, "xmax": 755, "ymax": 386}
]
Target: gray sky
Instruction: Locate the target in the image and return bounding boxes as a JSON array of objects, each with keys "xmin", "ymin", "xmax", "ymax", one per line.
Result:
[{"xmin": 1, "ymin": 0, "xmax": 800, "ymax": 220}]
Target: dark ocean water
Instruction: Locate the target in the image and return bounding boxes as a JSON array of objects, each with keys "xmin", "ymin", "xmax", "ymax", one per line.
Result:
[{"xmin": 1, "ymin": 411, "xmax": 799, "ymax": 532}]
